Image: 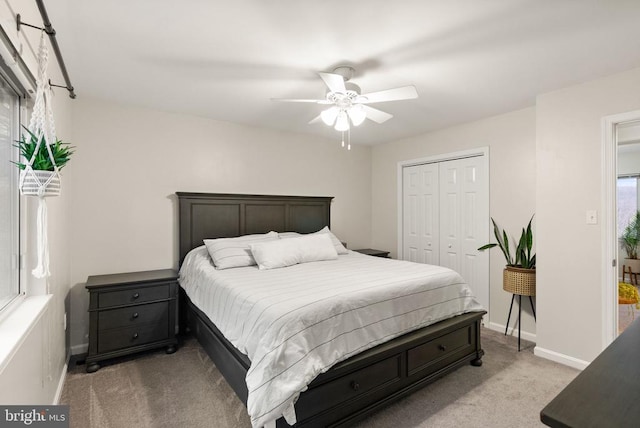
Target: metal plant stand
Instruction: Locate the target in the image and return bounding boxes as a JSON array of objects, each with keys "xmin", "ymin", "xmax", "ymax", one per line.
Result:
[{"xmin": 505, "ymin": 294, "xmax": 536, "ymax": 351}]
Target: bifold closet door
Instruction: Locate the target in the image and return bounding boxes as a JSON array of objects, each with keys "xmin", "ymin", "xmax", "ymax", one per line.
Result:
[
  {"xmin": 439, "ymin": 157, "xmax": 489, "ymax": 312},
  {"xmin": 402, "ymin": 163, "xmax": 439, "ymax": 264},
  {"xmin": 402, "ymin": 156, "xmax": 489, "ymax": 313}
]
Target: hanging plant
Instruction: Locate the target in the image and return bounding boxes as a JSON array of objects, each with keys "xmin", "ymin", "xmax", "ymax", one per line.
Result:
[
  {"xmin": 14, "ymin": 126, "xmax": 73, "ymax": 171},
  {"xmin": 17, "ymin": 31, "xmax": 68, "ymax": 279}
]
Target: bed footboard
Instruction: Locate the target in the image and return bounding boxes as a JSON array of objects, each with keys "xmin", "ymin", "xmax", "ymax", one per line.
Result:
[{"xmin": 182, "ymin": 289, "xmax": 485, "ymax": 428}]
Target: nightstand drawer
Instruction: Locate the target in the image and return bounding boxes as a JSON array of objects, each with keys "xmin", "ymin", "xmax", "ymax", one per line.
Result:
[
  {"xmin": 98, "ymin": 283, "xmax": 171, "ymax": 308},
  {"xmin": 98, "ymin": 322, "xmax": 170, "ymax": 354},
  {"xmin": 98, "ymin": 302, "xmax": 169, "ymax": 330}
]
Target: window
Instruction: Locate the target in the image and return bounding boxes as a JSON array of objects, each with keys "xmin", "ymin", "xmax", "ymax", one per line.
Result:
[
  {"xmin": 618, "ymin": 176, "xmax": 639, "ymax": 237},
  {"xmin": 0, "ymin": 75, "xmax": 20, "ymax": 310}
]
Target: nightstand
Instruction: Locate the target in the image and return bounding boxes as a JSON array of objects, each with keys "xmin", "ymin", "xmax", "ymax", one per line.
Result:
[
  {"xmin": 85, "ymin": 269, "xmax": 179, "ymax": 373},
  {"xmin": 354, "ymin": 248, "xmax": 391, "ymax": 258}
]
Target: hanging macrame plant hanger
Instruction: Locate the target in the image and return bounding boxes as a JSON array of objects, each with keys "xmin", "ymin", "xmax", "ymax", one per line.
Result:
[{"xmin": 18, "ymin": 32, "xmax": 60, "ymax": 279}]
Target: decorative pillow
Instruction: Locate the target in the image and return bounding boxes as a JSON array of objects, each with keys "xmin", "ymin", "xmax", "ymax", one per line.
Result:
[
  {"xmin": 250, "ymin": 234, "xmax": 338, "ymax": 270},
  {"xmin": 312, "ymin": 226, "xmax": 349, "ymax": 254},
  {"xmin": 204, "ymin": 231, "xmax": 278, "ymax": 270}
]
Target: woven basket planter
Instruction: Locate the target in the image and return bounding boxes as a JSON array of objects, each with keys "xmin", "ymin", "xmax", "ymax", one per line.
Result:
[
  {"xmin": 20, "ymin": 170, "xmax": 61, "ymax": 197},
  {"xmin": 503, "ymin": 266, "xmax": 536, "ymax": 296}
]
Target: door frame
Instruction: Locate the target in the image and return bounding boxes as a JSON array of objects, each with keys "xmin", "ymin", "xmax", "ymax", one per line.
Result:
[
  {"xmin": 397, "ymin": 147, "xmax": 490, "ymax": 314},
  {"xmin": 602, "ymin": 110, "xmax": 640, "ymax": 347}
]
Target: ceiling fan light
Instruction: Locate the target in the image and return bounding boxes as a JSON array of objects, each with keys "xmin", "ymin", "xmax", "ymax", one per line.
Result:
[
  {"xmin": 321, "ymin": 107, "xmax": 339, "ymax": 126},
  {"xmin": 334, "ymin": 111, "xmax": 350, "ymax": 132},
  {"xmin": 348, "ymin": 105, "xmax": 366, "ymax": 126}
]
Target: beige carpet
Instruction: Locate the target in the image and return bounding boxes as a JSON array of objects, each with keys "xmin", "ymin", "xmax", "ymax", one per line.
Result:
[{"xmin": 61, "ymin": 328, "xmax": 578, "ymax": 428}]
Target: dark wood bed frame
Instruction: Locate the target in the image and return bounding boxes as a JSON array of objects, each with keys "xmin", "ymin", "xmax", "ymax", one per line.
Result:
[{"xmin": 177, "ymin": 192, "xmax": 485, "ymax": 428}]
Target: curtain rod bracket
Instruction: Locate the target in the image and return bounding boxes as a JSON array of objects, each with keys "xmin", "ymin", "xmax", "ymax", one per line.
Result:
[
  {"xmin": 16, "ymin": 14, "xmax": 54, "ymax": 35},
  {"xmin": 16, "ymin": 3, "xmax": 76, "ymax": 99},
  {"xmin": 48, "ymin": 79, "xmax": 76, "ymax": 99}
]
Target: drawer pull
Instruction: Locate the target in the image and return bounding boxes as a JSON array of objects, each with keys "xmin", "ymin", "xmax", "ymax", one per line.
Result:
[
  {"xmin": 132, "ymin": 292, "xmax": 140, "ymax": 299},
  {"xmin": 350, "ymin": 381, "xmax": 360, "ymax": 391},
  {"xmin": 438, "ymin": 344, "xmax": 447, "ymax": 352},
  {"xmin": 132, "ymin": 333, "xmax": 139, "ymax": 340},
  {"xmin": 132, "ymin": 312, "xmax": 139, "ymax": 319}
]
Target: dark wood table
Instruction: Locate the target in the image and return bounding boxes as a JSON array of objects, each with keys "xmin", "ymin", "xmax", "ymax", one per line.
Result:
[
  {"xmin": 540, "ymin": 318, "xmax": 640, "ymax": 427},
  {"xmin": 353, "ymin": 248, "xmax": 391, "ymax": 258}
]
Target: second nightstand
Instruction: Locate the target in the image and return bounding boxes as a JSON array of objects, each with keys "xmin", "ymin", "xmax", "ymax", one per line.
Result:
[
  {"xmin": 85, "ymin": 269, "xmax": 179, "ymax": 373},
  {"xmin": 354, "ymin": 248, "xmax": 391, "ymax": 258}
]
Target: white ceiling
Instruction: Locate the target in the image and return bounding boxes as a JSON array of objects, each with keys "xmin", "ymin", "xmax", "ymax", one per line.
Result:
[{"xmin": 47, "ymin": 0, "xmax": 640, "ymax": 146}]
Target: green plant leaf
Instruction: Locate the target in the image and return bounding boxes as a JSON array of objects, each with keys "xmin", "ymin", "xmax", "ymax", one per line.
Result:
[
  {"xmin": 13, "ymin": 126, "xmax": 74, "ymax": 171},
  {"xmin": 478, "ymin": 215, "xmax": 535, "ymax": 268},
  {"xmin": 478, "ymin": 243, "xmax": 498, "ymax": 251}
]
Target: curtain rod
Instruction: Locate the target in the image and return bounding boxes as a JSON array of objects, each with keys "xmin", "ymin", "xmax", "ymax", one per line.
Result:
[{"xmin": 17, "ymin": 0, "xmax": 76, "ymax": 99}]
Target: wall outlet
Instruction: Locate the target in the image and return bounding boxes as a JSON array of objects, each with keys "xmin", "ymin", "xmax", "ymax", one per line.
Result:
[{"xmin": 586, "ymin": 210, "xmax": 597, "ymax": 225}]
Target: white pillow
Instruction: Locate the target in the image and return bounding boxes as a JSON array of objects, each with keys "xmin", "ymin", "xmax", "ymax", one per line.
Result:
[
  {"xmin": 250, "ymin": 234, "xmax": 338, "ymax": 270},
  {"xmin": 277, "ymin": 232, "xmax": 301, "ymax": 239},
  {"xmin": 204, "ymin": 231, "xmax": 278, "ymax": 270},
  {"xmin": 312, "ymin": 226, "xmax": 348, "ymax": 254}
]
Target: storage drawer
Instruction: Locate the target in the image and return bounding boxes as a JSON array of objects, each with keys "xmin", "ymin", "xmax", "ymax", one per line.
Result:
[
  {"xmin": 98, "ymin": 320, "xmax": 170, "ymax": 354},
  {"xmin": 407, "ymin": 325, "xmax": 473, "ymax": 376},
  {"xmin": 296, "ymin": 355, "xmax": 401, "ymax": 420},
  {"xmin": 98, "ymin": 283, "xmax": 171, "ymax": 308},
  {"xmin": 98, "ymin": 302, "xmax": 169, "ymax": 330}
]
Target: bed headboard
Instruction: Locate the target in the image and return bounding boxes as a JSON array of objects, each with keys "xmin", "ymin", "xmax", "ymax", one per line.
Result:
[{"xmin": 176, "ymin": 192, "xmax": 333, "ymax": 264}]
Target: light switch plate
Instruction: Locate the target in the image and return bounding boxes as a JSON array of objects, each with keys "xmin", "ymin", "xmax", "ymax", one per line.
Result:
[{"xmin": 586, "ymin": 210, "xmax": 598, "ymax": 225}]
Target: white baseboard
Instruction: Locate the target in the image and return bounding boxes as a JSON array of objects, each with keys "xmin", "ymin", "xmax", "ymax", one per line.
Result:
[
  {"xmin": 53, "ymin": 360, "xmax": 68, "ymax": 404},
  {"xmin": 534, "ymin": 346, "xmax": 589, "ymax": 371},
  {"xmin": 70, "ymin": 343, "xmax": 88, "ymax": 356},
  {"xmin": 487, "ymin": 321, "xmax": 537, "ymax": 343}
]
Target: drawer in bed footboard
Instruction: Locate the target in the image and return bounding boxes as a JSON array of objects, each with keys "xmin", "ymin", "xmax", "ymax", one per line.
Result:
[
  {"xmin": 407, "ymin": 323, "xmax": 475, "ymax": 377},
  {"xmin": 295, "ymin": 354, "xmax": 402, "ymax": 421}
]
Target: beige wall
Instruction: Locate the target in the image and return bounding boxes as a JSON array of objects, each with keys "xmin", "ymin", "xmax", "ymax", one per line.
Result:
[
  {"xmin": 535, "ymin": 66, "xmax": 640, "ymax": 364},
  {"xmin": 371, "ymin": 107, "xmax": 537, "ymax": 337},
  {"xmin": 67, "ymin": 98, "xmax": 372, "ymax": 350},
  {"xmin": 0, "ymin": 1, "xmax": 72, "ymax": 403}
]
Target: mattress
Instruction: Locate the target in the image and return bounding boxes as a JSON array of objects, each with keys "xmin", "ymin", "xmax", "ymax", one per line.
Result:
[{"xmin": 179, "ymin": 247, "xmax": 484, "ymax": 428}]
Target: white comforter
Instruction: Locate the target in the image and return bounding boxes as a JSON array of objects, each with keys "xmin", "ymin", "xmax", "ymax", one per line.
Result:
[{"xmin": 179, "ymin": 247, "xmax": 483, "ymax": 428}]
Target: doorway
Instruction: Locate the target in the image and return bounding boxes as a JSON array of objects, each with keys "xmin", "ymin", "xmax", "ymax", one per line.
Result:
[
  {"xmin": 616, "ymin": 121, "xmax": 640, "ymax": 333},
  {"xmin": 602, "ymin": 111, "xmax": 640, "ymax": 346},
  {"xmin": 397, "ymin": 148, "xmax": 490, "ymax": 319}
]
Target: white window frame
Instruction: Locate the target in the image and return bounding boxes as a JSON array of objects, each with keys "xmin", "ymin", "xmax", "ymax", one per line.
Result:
[{"xmin": 0, "ymin": 67, "xmax": 23, "ymax": 314}]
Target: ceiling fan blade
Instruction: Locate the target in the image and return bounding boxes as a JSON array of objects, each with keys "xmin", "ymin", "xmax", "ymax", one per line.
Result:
[
  {"xmin": 357, "ymin": 85, "xmax": 418, "ymax": 103},
  {"xmin": 318, "ymin": 72, "xmax": 346, "ymax": 94},
  {"xmin": 271, "ymin": 98, "xmax": 327, "ymax": 103},
  {"xmin": 308, "ymin": 114, "xmax": 323, "ymax": 124},
  {"xmin": 362, "ymin": 105, "xmax": 393, "ymax": 123}
]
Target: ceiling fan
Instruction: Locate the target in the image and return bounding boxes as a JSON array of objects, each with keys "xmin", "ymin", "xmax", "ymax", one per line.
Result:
[{"xmin": 272, "ymin": 66, "xmax": 418, "ymax": 132}]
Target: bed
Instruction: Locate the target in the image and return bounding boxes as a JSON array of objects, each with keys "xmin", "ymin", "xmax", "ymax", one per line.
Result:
[{"xmin": 177, "ymin": 192, "xmax": 486, "ymax": 428}]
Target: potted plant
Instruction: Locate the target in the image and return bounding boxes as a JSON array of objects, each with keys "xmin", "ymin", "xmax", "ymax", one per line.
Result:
[
  {"xmin": 14, "ymin": 127, "xmax": 73, "ymax": 196},
  {"xmin": 621, "ymin": 211, "xmax": 640, "ymax": 274},
  {"xmin": 478, "ymin": 216, "xmax": 536, "ymax": 296}
]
